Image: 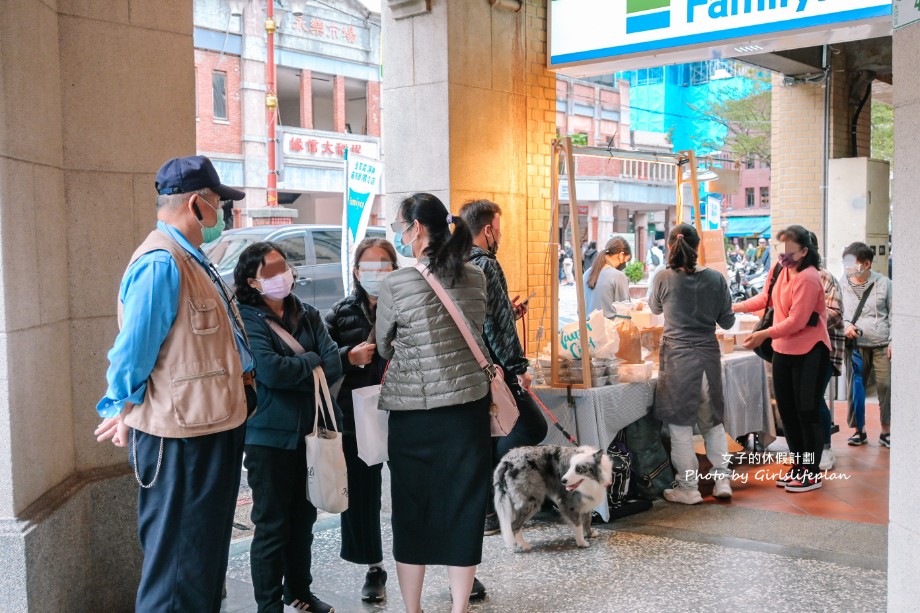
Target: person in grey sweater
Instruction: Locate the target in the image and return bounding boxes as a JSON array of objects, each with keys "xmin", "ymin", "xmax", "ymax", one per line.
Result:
[
  {"xmin": 378, "ymin": 193, "xmax": 491, "ymax": 613},
  {"xmin": 840, "ymin": 242, "xmax": 892, "ymax": 448},
  {"xmin": 583, "ymin": 236, "xmax": 632, "ymax": 317},
  {"xmin": 650, "ymin": 223, "xmax": 736, "ymax": 505}
]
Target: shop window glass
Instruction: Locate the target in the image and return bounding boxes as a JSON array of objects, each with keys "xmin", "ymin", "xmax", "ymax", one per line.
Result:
[{"xmin": 212, "ymin": 71, "xmax": 227, "ymax": 120}]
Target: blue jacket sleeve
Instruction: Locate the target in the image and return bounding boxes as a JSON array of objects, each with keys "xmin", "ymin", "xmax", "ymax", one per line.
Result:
[
  {"xmin": 304, "ymin": 306, "xmax": 343, "ymax": 384},
  {"xmin": 97, "ymin": 252, "xmax": 179, "ymax": 418}
]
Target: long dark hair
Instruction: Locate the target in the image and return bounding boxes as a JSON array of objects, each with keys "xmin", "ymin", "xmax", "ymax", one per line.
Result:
[
  {"xmin": 234, "ymin": 241, "xmax": 299, "ymax": 328},
  {"xmin": 586, "ymin": 236, "xmax": 631, "ymax": 289},
  {"xmin": 400, "ymin": 193, "xmax": 472, "ymax": 284},
  {"xmin": 667, "ymin": 223, "xmax": 700, "ymax": 274},
  {"xmin": 353, "ymin": 237, "xmax": 399, "ymax": 307},
  {"xmin": 777, "ymin": 225, "xmax": 821, "ymax": 272}
]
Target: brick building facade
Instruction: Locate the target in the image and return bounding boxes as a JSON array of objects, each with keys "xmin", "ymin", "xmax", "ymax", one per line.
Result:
[{"xmin": 194, "ymin": 0, "xmax": 382, "ymax": 226}]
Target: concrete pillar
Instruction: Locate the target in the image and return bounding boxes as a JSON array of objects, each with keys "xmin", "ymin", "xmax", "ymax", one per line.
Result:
[
  {"xmin": 888, "ymin": 22, "xmax": 920, "ymax": 612},
  {"xmin": 300, "ymin": 69, "xmax": 314, "ymax": 129},
  {"xmin": 240, "ymin": 3, "xmax": 269, "ymax": 209},
  {"xmin": 0, "ymin": 0, "xmax": 200, "ymax": 608},
  {"xmin": 614, "ymin": 206, "xmax": 630, "ymax": 233},
  {"xmin": 334, "ymin": 75, "xmax": 347, "ymax": 133},
  {"xmin": 770, "ymin": 49, "xmax": 872, "ymax": 250},
  {"xmin": 382, "ymin": 0, "xmax": 555, "ymax": 352},
  {"xmin": 634, "ymin": 211, "xmax": 649, "ymax": 264}
]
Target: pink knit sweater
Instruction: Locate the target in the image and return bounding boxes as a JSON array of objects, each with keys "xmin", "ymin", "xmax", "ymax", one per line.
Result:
[{"xmin": 734, "ymin": 265, "xmax": 830, "ymax": 356}]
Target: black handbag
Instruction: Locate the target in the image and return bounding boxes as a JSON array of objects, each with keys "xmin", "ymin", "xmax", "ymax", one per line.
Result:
[{"xmin": 753, "ymin": 265, "xmax": 782, "ymax": 362}]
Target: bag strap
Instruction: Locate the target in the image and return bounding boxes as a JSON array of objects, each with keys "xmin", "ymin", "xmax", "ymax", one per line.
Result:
[
  {"xmin": 267, "ymin": 319, "xmax": 306, "ymax": 355},
  {"xmin": 851, "ymin": 281, "xmax": 876, "ymax": 325},
  {"xmin": 312, "ymin": 367, "xmax": 339, "ymax": 432},
  {"xmin": 414, "ymin": 263, "xmax": 493, "ymax": 377},
  {"xmin": 765, "ymin": 264, "xmax": 782, "ymax": 308}
]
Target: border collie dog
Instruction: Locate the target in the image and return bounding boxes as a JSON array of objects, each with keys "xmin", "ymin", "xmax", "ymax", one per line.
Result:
[{"xmin": 493, "ymin": 445, "xmax": 613, "ymax": 551}]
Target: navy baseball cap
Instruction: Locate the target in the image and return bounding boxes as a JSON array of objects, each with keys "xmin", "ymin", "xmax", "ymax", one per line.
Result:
[{"xmin": 155, "ymin": 155, "xmax": 246, "ymax": 201}]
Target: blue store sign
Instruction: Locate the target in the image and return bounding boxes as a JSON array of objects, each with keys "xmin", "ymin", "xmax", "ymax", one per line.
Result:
[{"xmin": 550, "ymin": 0, "xmax": 892, "ymax": 75}]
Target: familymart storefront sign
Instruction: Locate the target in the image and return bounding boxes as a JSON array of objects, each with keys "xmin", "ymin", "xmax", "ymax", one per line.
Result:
[{"xmin": 550, "ymin": 0, "xmax": 892, "ymax": 75}]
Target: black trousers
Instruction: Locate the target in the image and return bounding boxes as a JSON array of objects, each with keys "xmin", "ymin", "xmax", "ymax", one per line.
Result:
[
  {"xmin": 133, "ymin": 423, "xmax": 245, "ymax": 613},
  {"xmin": 244, "ymin": 443, "xmax": 318, "ymax": 613},
  {"xmin": 772, "ymin": 342, "xmax": 829, "ymax": 475},
  {"xmin": 340, "ymin": 432, "xmax": 384, "ymax": 565}
]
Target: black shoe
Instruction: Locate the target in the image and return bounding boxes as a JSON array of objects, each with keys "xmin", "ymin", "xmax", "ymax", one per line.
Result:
[
  {"xmin": 287, "ymin": 593, "xmax": 335, "ymax": 612},
  {"xmin": 847, "ymin": 431, "xmax": 868, "ymax": 446},
  {"xmin": 484, "ymin": 513, "xmax": 501, "ymax": 536},
  {"xmin": 361, "ymin": 567, "xmax": 387, "ymax": 604},
  {"xmin": 470, "ymin": 577, "xmax": 487, "ymax": 601},
  {"xmin": 880, "ymin": 433, "xmax": 891, "ymax": 448},
  {"xmin": 785, "ymin": 471, "xmax": 822, "ymax": 493}
]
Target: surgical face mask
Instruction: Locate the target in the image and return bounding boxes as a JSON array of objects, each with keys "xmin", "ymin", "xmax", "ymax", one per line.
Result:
[
  {"xmin": 394, "ymin": 222, "xmax": 418, "ymax": 258},
  {"xmin": 778, "ymin": 252, "xmax": 800, "ymax": 269},
  {"xmin": 359, "ymin": 270, "xmax": 391, "ymax": 297},
  {"xmin": 196, "ymin": 197, "xmax": 225, "ymax": 243},
  {"xmin": 258, "ymin": 269, "xmax": 294, "ymax": 300}
]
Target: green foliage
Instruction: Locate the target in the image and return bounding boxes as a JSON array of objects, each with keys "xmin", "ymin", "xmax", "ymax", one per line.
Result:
[
  {"xmin": 871, "ymin": 101, "xmax": 893, "ymax": 163},
  {"xmin": 568, "ymin": 133, "xmax": 589, "ymax": 146},
  {"xmin": 624, "ymin": 260, "xmax": 645, "ymax": 284},
  {"xmin": 687, "ymin": 70, "xmax": 772, "ymax": 165}
]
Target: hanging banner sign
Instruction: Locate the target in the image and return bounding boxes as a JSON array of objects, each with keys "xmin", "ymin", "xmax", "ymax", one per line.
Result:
[
  {"xmin": 341, "ymin": 151, "xmax": 383, "ymax": 295},
  {"xmin": 550, "ymin": 0, "xmax": 892, "ymax": 74},
  {"xmin": 893, "ymin": 0, "xmax": 920, "ymax": 28}
]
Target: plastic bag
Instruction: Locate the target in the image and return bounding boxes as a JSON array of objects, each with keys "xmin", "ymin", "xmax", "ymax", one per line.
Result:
[
  {"xmin": 558, "ymin": 310, "xmax": 620, "ymax": 360},
  {"xmin": 612, "ymin": 303, "xmax": 643, "ymax": 364}
]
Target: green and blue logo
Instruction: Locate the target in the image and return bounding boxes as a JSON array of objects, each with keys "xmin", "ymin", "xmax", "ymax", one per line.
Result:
[{"xmin": 626, "ymin": 0, "xmax": 672, "ymax": 33}]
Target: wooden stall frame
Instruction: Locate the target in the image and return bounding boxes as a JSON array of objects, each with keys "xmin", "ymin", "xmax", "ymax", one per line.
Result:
[{"xmin": 545, "ymin": 142, "xmax": 708, "ymax": 389}]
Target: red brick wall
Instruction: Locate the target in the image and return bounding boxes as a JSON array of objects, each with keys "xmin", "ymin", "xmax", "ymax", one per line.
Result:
[
  {"xmin": 300, "ymin": 70, "xmax": 313, "ymax": 129},
  {"xmin": 333, "ymin": 75, "xmax": 346, "ymax": 133},
  {"xmin": 367, "ymin": 80, "xmax": 380, "ymax": 137},
  {"xmin": 195, "ymin": 49, "xmax": 242, "ymax": 155},
  {"xmin": 253, "ymin": 217, "xmax": 293, "ymax": 225}
]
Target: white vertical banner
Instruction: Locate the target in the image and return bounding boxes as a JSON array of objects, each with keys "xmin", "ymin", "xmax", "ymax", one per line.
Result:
[
  {"xmin": 341, "ymin": 150, "xmax": 384, "ymax": 295},
  {"xmin": 894, "ymin": 0, "xmax": 920, "ymax": 28}
]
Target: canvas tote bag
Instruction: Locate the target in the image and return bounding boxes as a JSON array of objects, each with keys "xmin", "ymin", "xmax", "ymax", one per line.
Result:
[{"xmin": 305, "ymin": 367, "xmax": 349, "ymax": 513}]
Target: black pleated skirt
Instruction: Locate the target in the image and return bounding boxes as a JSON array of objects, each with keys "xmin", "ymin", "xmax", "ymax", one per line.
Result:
[{"xmin": 388, "ymin": 394, "xmax": 491, "ymax": 566}]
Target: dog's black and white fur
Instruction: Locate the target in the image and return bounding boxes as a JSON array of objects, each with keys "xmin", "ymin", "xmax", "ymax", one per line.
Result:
[{"xmin": 493, "ymin": 445, "xmax": 613, "ymax": 551}]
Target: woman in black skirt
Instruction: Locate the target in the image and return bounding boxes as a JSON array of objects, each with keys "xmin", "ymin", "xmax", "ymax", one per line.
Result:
[
  {"xmin": 324, "ymin": 237, "xmax": 398, "ymax": 604},
  {"xmin": 377, "ymin": 193, "xmax": 492, "ymax": 613}
]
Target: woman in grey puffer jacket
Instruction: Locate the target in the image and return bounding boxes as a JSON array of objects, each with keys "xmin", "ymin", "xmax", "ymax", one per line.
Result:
[{"xmin": 377, "ymin": 193, "xmax": 491, "ymax": 613}]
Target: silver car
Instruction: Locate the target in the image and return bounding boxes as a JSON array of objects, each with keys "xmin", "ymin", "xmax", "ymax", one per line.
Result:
[{"xmin": 204, "ymin": 224, "xmax": 386, "ymax": 314}]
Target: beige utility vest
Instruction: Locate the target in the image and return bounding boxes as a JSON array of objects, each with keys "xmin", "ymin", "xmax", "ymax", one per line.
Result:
[{"xmin": 119, "ymin": 230, "xmax": 247, "ymax": 438}]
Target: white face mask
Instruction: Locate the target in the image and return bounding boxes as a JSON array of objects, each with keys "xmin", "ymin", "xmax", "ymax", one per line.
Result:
[
  {"xmin": 359, "ymin": 270, "xmax": 391, "ymax": 297},
  {"xmin": 258, "ymin": 269, "xmax": 294, "ymax": 300},
  {"xmin": 842, "ymin": 256, "xmax": 866, "ymax": 279}
]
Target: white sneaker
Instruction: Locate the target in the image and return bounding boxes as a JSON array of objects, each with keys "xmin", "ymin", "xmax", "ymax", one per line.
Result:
[
  {"xmin": 663, "ymin": 487, "xmax": 703, "ymax": 505},
  {"xmin": 713, "ymin": 477, "xmax": 733, "ymax": 499},
  {"xmin": 819, "ymin": 448, "xmax": 835, "ymax": 471}
]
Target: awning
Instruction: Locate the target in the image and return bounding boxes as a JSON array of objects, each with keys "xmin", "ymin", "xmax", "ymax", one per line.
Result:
[{"xmin": 725, "ymin": 216, "xmax": 771, "ymax": 238}]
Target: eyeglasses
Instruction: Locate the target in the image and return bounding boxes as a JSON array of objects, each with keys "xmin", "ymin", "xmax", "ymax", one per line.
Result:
[{"xmin": 389, "ymin": 219, "xmax": 405, "ymax": 233}]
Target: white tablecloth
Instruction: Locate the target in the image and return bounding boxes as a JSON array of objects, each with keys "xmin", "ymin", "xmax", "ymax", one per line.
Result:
[{"xmin": 533, "ymin": 350, "xmax": 773, "ymax": 450}]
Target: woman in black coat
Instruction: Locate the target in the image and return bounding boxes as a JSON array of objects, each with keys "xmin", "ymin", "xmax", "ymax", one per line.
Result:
[{"xmin": 324, "ymin": 237, "xmax": 396, "ymax": 604}]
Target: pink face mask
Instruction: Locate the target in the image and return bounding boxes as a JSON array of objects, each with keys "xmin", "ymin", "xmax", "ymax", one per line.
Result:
[{"xmin": 258, "ymin": 269, "xmax": 294, "ymax": 300}]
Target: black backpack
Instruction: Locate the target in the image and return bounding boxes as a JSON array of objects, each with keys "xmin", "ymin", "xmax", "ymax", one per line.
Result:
[{"xmin": 650, "ymin": 249, "xmax": 661, "ymax": 267}]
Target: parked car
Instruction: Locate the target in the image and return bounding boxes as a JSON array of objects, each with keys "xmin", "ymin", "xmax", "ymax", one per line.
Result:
[{"xmin": 204, "ymin": 224, "xmax": 385, "ymax": 314}]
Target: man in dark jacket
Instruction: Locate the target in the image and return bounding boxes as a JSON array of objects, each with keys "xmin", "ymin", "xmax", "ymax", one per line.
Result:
[{"xmin": 459, "ymin": 199, "xmax": 549, "ymax": 536}]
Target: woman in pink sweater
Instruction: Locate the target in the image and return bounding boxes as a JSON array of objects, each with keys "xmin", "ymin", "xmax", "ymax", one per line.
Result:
[{"xmin": 734, "ymin": 226, "xmax": 830, "ymax": 492}]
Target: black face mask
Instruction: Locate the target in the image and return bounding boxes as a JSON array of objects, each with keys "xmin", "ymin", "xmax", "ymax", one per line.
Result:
[
  {"xmin": 616, "ymin": 262, "xmax": 627, "ymax": 271},
  {"xmin": 486, "ymin": 228, "xmax": 499, "ymax": 256}
]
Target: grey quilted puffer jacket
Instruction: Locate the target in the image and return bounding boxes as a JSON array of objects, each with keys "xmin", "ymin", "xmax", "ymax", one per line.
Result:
[{"xmin": 376, "ymin": 261, "xmax": 491, "ymax": 411}]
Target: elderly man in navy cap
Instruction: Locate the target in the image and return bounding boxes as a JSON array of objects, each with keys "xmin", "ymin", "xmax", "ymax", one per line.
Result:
[{"xmin": 95, "ymin": 156, "xmax": 255, "ymax": 612}]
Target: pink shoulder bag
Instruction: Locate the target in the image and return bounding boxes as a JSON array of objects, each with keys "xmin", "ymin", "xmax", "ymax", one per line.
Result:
[{"xmin": 414, "ymin": 263, "xmax": 519, "ymax": 436}]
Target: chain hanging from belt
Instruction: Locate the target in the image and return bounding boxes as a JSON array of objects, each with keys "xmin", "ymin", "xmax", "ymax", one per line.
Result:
[{"xmin": 132, "ymin": 428, "xmax": 164, "ymax": 489}]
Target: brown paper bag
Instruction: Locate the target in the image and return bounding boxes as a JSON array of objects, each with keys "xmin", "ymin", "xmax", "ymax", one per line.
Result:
[{"xmin": 614, "ymin": 316, "xmax": 643, "ymax": 364}]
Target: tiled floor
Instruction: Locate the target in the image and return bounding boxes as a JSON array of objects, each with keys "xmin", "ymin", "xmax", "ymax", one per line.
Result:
[
  {"xmin": 698, "ymin": 401, "xmax": 890, "ymax": 525},
  {"xmin": 223, "ymin": 396, "xmax": 891, "ymax": 611}
]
